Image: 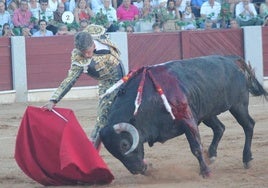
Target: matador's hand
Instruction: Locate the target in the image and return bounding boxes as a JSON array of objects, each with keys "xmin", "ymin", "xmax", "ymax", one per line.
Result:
[{"xmin": 43, "ymin": 101, "xmax": 56, "ymax": 111}]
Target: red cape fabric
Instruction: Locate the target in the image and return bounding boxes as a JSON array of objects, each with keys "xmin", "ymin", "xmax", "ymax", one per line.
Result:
[{"xmin": 14, "ymin": 106, "xmax": 114, "ymax": 186}]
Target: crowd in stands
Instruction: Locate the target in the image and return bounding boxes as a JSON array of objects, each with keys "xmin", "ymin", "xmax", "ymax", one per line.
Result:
[{"xmin": 0, "ymin": 0, "xmax": 268, "ymax": 37}]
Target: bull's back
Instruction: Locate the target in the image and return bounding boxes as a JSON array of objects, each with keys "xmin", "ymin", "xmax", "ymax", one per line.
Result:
[{"xmin": 163, "ymin": 55, "xmax": 248, "ymax": 118}]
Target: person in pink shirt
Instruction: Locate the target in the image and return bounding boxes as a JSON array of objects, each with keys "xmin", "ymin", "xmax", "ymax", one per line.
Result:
[
  {"xmin": 117, "ymin": 0, "xmax": 139, "ymax": 21},
  {"xmin": 12, "ymin": 0, "xmax": 33, "ymax": 30}
]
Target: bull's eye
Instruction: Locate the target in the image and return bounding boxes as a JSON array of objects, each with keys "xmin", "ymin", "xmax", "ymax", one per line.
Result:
[{"xmin": 120, "ymin": 139, "xmax": 131, "ymax": 154}]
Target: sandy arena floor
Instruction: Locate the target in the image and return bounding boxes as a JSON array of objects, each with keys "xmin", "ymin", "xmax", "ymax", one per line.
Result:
[{"xmin": 0, "ymin": 96, "xmax": 268, "ymax": 188}]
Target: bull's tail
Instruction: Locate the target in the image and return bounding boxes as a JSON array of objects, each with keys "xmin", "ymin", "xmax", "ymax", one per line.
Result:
[{"xmin": 237, "ymin": 58, "xmax": 268, "ymax": 100}]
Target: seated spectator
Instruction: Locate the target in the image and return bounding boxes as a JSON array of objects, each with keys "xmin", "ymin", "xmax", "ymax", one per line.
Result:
[
  {"xmin": 200, "ymin": 0, "xmax": 221, "ymax": 28},
  {"xmin": 2, "ymin": 23, "xmax": 15, "ymax": 37},
  {"xmin": 219, "ymin": 2, "xmax": 232, "ymax": 28},
  {"xmin": 235, "ymin": 0, "xmax": 262, "ymax": 26},
  {"xmin": 0, "ymin": 0, "xmax": 13, "ymax": 36},
  {"xmin": 56, "ymin": 23, "xmax": 73, "ymax": 35},
  {"xmin": 12, "ymin": 0, "xmax": 33, "ymax": 32},
  {"xmin": 152, "ymin": 22, "xmax": 162, "ymax": 32},
  {"xmin": 229, "ymin": 18, "xmax": 240, "ymax": 28},
  {"xmin": 53, "ymin": 2, "xmax": 65, "ymax": 24},
  {"xmin": 182, "ymin": 5, "xmax": 196, "ymax": 30},
  {"xmin": 28, "ymin": 0, "xmax": 40, "ymax": 20},
  {"xmin": 79, "ymin": 19, "xmax": 89, "ymax": 31},
  {"xmin": 36, "ymin": 0, "xmax": 54, "ymax": 23},
  {"xmin": 117, "ymin": 0, "xmax": 139, "ymax": 21},
  {"xmin": 125, "ymin": 24, "xmax": 134, "ymax": 32},
  {"xmin": 97, "ymin": 0, "xmax": 118, "ymax": 32},
  {"xmin": 35, "ymin": 0, "xmax": 58, "ymax": 34},
  {"xmin": 204, "ymin": 19, "xmax": 213, "ymax": 29},
  {"xmin": 260, "ymin": 0, "xmax": 268, "ymax": 18},
  {"xmin": 32, "ymin": 19, "xmax": 54, "ymax": 36},
  {"xmin": 21, "ymin": 26, "xmax": 32, "ymax": 36},
  {"xmin": 167, "ymin": 0, "xmax": 180, "ymax": 19},
  {"xmin": 139, "ymin": 0, "xmax": 154, "ymax": 19},
  {"xmin": 74, "ymin": 0, "xmax": 94, "ymax": 24},
  {"xmin": 7, "ymin": 0, "xmax": 18, "ymax": 19}
]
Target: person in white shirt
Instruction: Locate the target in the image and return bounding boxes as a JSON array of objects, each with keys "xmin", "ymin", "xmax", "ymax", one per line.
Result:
[
  {"xmin": 0, "ymin": 0, "xmax": 13, "ymax": 36},
  {"xmin": 200, "ymin": 0, "xmax": 221, "ymax": 28},
  {"xmin": 235, "ymin": 0, "xmax": 262, "ymax": 26},
  {"xmin": 97, "ymin": 0, "xmax": 118, "ymax": 31},
  {"xmin": 33, "ymin": 19, "xmax": 53, "ymax": 36}
]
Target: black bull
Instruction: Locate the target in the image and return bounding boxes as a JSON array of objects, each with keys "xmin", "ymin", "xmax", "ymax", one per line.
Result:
[{"xmin": 99, "ymin": 55, "xmax": 268, "ymax": 177}]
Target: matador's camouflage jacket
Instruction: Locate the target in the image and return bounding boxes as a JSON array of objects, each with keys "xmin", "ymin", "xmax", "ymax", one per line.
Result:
[{"xmin": 50, "ymin": 38, "xmax": 124, "ymax": 139}]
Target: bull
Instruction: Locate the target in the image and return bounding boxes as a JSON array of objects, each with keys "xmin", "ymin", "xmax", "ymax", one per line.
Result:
[{"xmin": 99, "ymin": 55, "xmax": 268, "ymax": 177}]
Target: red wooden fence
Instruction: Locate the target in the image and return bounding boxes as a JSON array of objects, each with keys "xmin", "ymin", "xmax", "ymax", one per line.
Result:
[{"xmin": 1, "ymin": 28, "xmax": 268, "ymax": 92}]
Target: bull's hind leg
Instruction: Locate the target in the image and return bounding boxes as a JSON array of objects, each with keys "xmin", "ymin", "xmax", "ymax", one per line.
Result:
[
  {"xmin": 203, "ymin": 116, "xmax": 225, "ymax": 162},
  {"xmin": 229, "ymin": 104, "xmax": 255, "ymax": 169}
]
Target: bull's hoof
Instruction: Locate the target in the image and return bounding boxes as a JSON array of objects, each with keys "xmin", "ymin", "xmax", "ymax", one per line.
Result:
[
  {"xmin": 243, "ymin": 161, "xmax": 252, "ymax": 169},
  {"xmin": 200, "ymin": 169, "xmax": 212, "ymax": 178},
  {"xmin": 209, "ymin": 156, "xmax": 216, "ymax": 164}
]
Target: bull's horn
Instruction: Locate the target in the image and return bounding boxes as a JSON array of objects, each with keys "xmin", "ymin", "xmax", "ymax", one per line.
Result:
[{"xmin": 113, "ymin": 123, "xmax": 139, "ymax": 155}]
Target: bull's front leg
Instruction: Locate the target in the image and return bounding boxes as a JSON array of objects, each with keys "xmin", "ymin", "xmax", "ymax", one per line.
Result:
[{"xmin": 183, "ymin": 120, "xmax": 211, "ymax": 177}]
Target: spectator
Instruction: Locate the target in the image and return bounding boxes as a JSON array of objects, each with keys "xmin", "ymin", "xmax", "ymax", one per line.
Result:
[
  {"xmin": 32, "ymin": 19, "xmax": 54, "ymax": 36},
  {"xmin": 125, "ymin": 24, "xmax": 134, "ymax": 32},
  {"xmin": 235, "ymin": 0, "xmax": 262, "ymax": 26},
  {"xmin": 116, "ymin": 0, "xmax": 139, "ymax": 21},
  {"xmin": 182, "ymin": 5, "xmax": 196, "ymax": 30},
  {"xmin": 139, "ymin": 0, "xmax": 153, "ymax": 19},
  {"xmin": 167, "ymin": 0, "xmax": 180, "ymax": 19},
  {"xmin": 48, "ymin": 0, "xmax": 60, "ymax": 12},
  {"xmin": 79, "ymin": 19, "xmax": 89, "ymax": 31},
  {"xmin": 200, "ymin": 0, "xmax": 221, "ymax": 28},
  {"xmin": 37, "ymin": 0, "xmax": 54, "ymax": 22},
  {"xmin": 152, "ymin": 22, "xmax": 162, "ymax": 32},
  {"xmin": 97, "ymin": 0, "xmax": 118, "ymax": 32},
  {"xmin": 34, "ymin": 0, "xmax": 59, "ymax": 34},
  {"xmin": 7, "ymin": 0, "xmax": 18, "ymax": 19},
  {"xmin": 191, "ymin": 0, "xmax": 206, "ymax": 17},
  {"xmin": 204, "ymin": 18, "xmax": 213, "ymax": 29},
  {"xmin": 2, "ymin": 23, "xmax": 15, "ymax": 37},
  {"xmin": 53, "ymin": 2, "xmax": 65, "ymax": 24},
  {"xmin": 13, "ymin": 0, "xmax": 33, "ymax": 32},
  {"xmin": 28, "ymin": 0, "xmax": 40, "ymax": 20},
  {"xmin": 21, "ymin": 26, "xmax": 32, "ymax": 36},
  {"xmin": 74, "ymin": 0, "xmax": 94, "ymax": 24},
  {"xmin": 260, "ymin": 0, "xmax": 268, "ymax": 18},
  {"xmin": 229, "ymin": 18, "xmax": 240, "ymax": 28},
  {"xmin": 56, "ymin": 23, "xmax": 73, "ymax": 35},
  {"xmin": 0, "ymin": 0, "xmax": 13, "ymax": 36}
]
